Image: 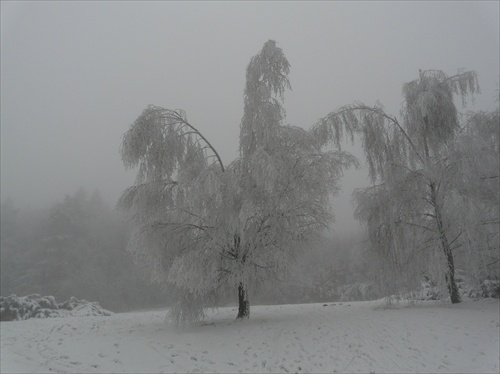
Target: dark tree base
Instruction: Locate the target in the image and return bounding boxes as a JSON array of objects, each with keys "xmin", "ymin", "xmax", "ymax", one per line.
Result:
[{"xmin": 236, "ymin": 283, "xmax": 250, "ymax": 319}]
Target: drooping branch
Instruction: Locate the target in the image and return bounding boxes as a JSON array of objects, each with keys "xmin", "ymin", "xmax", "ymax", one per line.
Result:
[
  {"xmin": 118, "ymin": 40, "xmax": 362, "ymax": 323},
  {"xmin": 314, "ymin": 104, "xmax": 425, "ymax": 166},
  {"xmin": 120, "ymin": 106, "xmax": 225, "ymax": 184},
  {"xmin": 166, "ymin": 110, "xmax": 225, "ymax": 173}
]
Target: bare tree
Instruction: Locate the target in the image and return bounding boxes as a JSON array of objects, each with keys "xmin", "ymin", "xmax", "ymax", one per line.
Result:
[
  {"xmin": 313, "ymin": 69, "xmax": 480, "ymax": 303},
  {"xmin": 118, "ymin": 40, "xmax": 356, "ymax": 323}
]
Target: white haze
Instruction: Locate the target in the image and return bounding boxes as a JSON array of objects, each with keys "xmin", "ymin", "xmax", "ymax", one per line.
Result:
[{"xmin": 1, "ymin": 1, "xmax": 499, "ymax": 232}]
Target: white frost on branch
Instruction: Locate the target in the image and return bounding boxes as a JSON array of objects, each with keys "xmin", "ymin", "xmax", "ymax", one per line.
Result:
[
  {"xmin": 118, "ymin": 40, "xmax": 357, "ymax": 324},
  {"xmin": 311, "ymin": 69, "xmax": 495, "ymax": 303}
]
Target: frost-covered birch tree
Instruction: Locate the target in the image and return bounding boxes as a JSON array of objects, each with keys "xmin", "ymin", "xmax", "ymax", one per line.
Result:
[
  {"xmin": 118, "ymin": 40, "xmax": 356, "ymax": 323},
  {"xmin": 449, "ymin": 107, "xmax": 499, "ymax": 284},
  {"xmin": 313, "ymin": 69, "xmax": 482, "ymax": 303}
]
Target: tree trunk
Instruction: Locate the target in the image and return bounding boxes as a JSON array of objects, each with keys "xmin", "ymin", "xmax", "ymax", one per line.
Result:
[
  {"xmin": 430, "ymin": 183, "xmax": 461, "ymax": 304},
  {"xmin": 444, "ymin": 248, "xmax": 461, "ymax": 303},
  {"xmin": 237, "ymin": 282, "xmax": 250, "ymax": 319}
]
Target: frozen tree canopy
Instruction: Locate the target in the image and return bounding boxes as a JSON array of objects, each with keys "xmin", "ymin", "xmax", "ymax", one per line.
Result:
[
  {"xmin": 313, "ymin": 69, "xmax": 498, "ymax": 303},
  {"xmin": 118, "ymin": 40, "xmax": 357, "ymax": 323}
]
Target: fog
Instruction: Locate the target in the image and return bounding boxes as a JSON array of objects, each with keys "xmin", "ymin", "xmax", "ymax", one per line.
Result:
[{"xmin": 1, "ymin": 1, "xmax": 499, "ymax": 232}]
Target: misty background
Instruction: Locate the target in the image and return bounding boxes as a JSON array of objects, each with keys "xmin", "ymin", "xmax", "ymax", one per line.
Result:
[
  {"xmin": 1, "ymin": 2, "xmax": 499, "ymax": 310},
  {"xmin": 2, "ymin": 1, "xmax": 498, "ymax": 232}
]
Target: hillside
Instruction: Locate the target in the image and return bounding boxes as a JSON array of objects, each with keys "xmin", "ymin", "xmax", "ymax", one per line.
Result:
[{"xmin": 1, "ymin": 298, "xmax": 498, "ymax": 373}]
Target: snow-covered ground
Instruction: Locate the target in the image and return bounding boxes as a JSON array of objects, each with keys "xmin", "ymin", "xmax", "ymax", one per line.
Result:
[{"xmin": 1, "ymin": 298, "xmax": 498, "ymax": 373}]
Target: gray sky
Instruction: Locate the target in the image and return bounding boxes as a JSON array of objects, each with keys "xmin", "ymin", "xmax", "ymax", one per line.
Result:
[{"xmin": 1, "ymin": 1, "xmax": 499, "ymax": 232}]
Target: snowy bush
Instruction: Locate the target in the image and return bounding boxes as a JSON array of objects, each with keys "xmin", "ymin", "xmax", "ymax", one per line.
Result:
[
  {"xmin": 466, "ymin": 279, "xmax": 500, "ymax": 299},
  {"xmin": 58, "ymin": 296, "xmax": 84, "ymax": 310},
  {"xmin": 480, "ymin": 279, "xmax": 500, "ymax": 298},
  {"xmin": 0, "ymin": 294, "xmax": 113, "ymax": 321},
  {"xmin": 337, "ymin": 282, "xmax": 376, "ymax": 302},
  {"xmin": 382, "ymin": 272, "xmax": 500, "ymax": 304},
  {"xmin": 56, "ymin": 297, "xmax": 114, "ymax": 318},
  {"xmin": 447, "ymin": 271, "xmax": 499, "ymax": 300},
  {"xmin": 415, "ymin": 278, "xmax": 442, "ymax": 301}
]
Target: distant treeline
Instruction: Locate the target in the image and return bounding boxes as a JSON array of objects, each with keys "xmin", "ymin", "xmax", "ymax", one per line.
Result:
[
  {"xmin": 0, "ymin": 188, "xmax": 382, "ymax": 310},
  {"xmin": 1, "ymin": 187, "xmax": 497, "ymax": 312},
  {"xmin": 0, "ymin": 189, "xmax": 166, "ymax": 312}
]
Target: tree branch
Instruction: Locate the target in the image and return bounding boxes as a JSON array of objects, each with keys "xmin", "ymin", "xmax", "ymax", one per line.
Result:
[{"xmin": 170, "ymin": 111, "xmax": 225, "ymax": 172}]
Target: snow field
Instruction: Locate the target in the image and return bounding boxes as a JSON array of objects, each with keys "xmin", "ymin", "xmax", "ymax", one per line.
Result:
[{"xmin": 1, "ymin": 298, "xmax": 499, "ymax": 373}]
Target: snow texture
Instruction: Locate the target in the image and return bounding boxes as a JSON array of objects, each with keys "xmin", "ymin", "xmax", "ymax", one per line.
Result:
[{"xmin": 1, "ymin": 299, "xmax": 498, "ymax": 373}]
